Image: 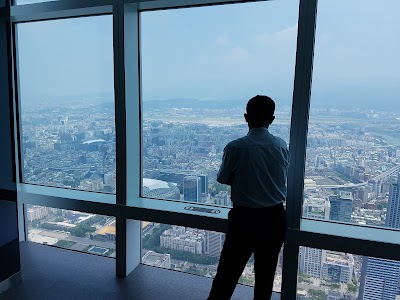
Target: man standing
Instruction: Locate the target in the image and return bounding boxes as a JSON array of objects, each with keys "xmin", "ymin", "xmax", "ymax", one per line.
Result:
[{"xmin": 207, "ymin": 95, "xmax": 290, "ymax": 300}]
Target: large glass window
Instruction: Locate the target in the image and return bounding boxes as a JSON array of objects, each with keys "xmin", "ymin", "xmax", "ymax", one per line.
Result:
[
  {"xmin": 26, "ymin": 204, "xmax": 116, "ymax": 257},
  {"xmin": 303, "ymin": 0, "xmax": 400, "ymax": 229},
  {"xmin": 140, "ymin": 1, "xmax": 298, "ymax": 205},
  {"xmin": 297, "ymin": 246, "xmax": 400, "ymax": 300},
  {"xmin": 142, "ymin": 222, "xmax": 284, "ymax": 293},
  {"xmin": 17, "ymin": 16, "xmax": 116, "ymax": 194}
]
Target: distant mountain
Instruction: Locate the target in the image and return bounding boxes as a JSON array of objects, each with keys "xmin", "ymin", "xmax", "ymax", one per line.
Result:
[
  {"xmin": 142, "ymin": 98, "xmax": 247, "ymax": 109},
  {"xmin": 25, "ymin": 92, "xmax": 115, "ymax": 105},
  {"xmin": 311, "ymin": 86, "xmax": 400, "ymax": 112}
]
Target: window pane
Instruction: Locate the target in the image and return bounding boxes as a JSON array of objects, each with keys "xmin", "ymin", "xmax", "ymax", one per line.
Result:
[
  {"xmin": 142, "ymin": 222, "xmax": 284, "ymax": 293},
  {"xmin": 297, "ymin": 246, "xmax": 400, "ymax": 300},
  {"xmin": 17, "ymin": 16, "xmax": 116, "ymax": 194},
  {"xmin": 26, "ymin": 204, "xmax": 116, "ymax": 257},
  {"xmin": 303, "ymin": 0, "xmax": 400, "ymax": 230},
  {"xmin": 141, "ymin": 1, "xmax": 297, "ymax": 205}
]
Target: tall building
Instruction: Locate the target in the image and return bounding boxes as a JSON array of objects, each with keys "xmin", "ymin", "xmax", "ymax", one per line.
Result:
[
  {"xmin": 329, "ymin": 191, "xmax": 353, "ymax": 222},
  {"xmin": 26, "ymin": 205, "xmax": 50, "ymax": 221},
  {"xmin": 183, "ymin": 176, "xmax": 201, "ymax": 203},
  {"xmin": 358, "ymin": 173, "xmax": 400, "ymax": 299},
  {"xmin": 298, "ymin": 246, "xmax": 325, "ymax": 279},
  {"xmin": 204, "ymin": 231, "xmax": 225, "ymax": 257},
  {"xmin": 358, "ymin": 257, "xmax": 400, "ymax": 300},
  {"xmin": 386, "ymin": 173, "xmax": 400, "ymax": 229},
  {"xmin": 199, "ymin": 174, "xmax": 208, "ymax": 196}
]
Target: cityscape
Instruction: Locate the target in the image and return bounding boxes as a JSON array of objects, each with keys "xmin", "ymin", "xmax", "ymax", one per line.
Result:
[{"xmin": 23, "ymin": 98, "xmax": 400, "ymax": 300}]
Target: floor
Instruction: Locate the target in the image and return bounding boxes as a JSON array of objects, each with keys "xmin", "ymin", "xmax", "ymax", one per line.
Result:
[{"xmin": 0, "ymin": 242, "xmax": 281, "ymax": 300}]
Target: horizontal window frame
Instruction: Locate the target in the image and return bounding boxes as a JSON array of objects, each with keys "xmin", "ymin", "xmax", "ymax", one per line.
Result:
[
  {"xmin": 3, "ymin": 0, "xmax": 277, "ymax": 23},
  {"xmin": 288, "ymin": 229, "xmax": 400, "ymax": 263},
  {"xmin": 301, "ymin": 218, "xmax": 400, "ymax": 246},
  {"xmin": 9, "ymin": 0, "xmax": 113, "ymax": 23},
  {"xmin": 20, "ymin": 189, "xmax": 400, "ymax": 262},
  {"xmin": 19, "ymin": 183, "xmax": 400, "ymax": 250},
  {"xmin": 134, "ymin": 0, "xmax": 274, "ymax": 12},
  {"xmin": 18, "ymin": 184, "xmax": 229, "ymax": 232}
]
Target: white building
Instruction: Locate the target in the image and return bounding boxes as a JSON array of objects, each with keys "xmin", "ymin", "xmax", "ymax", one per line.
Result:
[
  {"xmin": 160, "ymin": 226, "xmax": 205, "ymax": 255},
  {"xmin": 26, "ymin": 205, "xmax": 50, "ymax": 221},
  {"xmin": 298, "ymin": 246, "xmax": 325, "ymax": 278},
  {"xmin": 303, "ymin": 197, "xmax": 330, "ymax": 220}
]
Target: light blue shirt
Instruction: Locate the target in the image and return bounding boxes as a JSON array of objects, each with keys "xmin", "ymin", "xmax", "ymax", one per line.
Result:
[{"xmin": 217, "ymin": 127, "xmax": 290, "ymax": 208}]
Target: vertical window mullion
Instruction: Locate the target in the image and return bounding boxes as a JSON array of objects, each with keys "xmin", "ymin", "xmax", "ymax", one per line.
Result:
[
  {"xmin": 282, "ymin": 0, "xmax": 318, "ymax": 299},
  {"xmin": 115, "ymin": 0, "xmax": 141, "ymax": 277}
]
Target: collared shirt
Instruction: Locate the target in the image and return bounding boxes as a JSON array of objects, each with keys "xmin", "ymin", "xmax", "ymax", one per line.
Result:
[{"xmin": 217, "ymin": 127, "xmax": 290, "ymax": 208}]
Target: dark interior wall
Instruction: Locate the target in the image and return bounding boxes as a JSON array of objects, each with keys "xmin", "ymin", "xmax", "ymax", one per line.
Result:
[
  {"xmin": 0, "ymin": 17, "xmax": 20, "ymax": 288},
  {"xmin": 0, "ymin": 199, "xmax": 20, "ymax": 283},
  {"xmin": 0, "ymin": 22, "xmax": 15, "ymax": 188}
]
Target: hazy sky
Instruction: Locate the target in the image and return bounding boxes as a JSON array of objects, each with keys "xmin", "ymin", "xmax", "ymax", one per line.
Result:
[{"xmin": 16, "ymin": 0, "xmax": 400, "ymax": 109}]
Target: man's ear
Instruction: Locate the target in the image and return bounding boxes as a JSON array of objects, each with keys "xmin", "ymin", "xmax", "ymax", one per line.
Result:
[{"xmin": 244, "ymin": 113, "xmax": 249, "ymax": 123}]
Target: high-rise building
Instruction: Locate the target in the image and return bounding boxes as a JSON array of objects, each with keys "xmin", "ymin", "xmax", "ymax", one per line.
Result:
[
  {"xmin": 386, "ymin": 173, "xmax": 400, "ymax": 229},
  {"xmin": 358, "ymin": 257, "xmax": 400, "ymax": 300},
  {"xmin": 298, "ymin": 246, "xmax": 325, "ymax": 279},
  {"xmin": 204, "ymin": 231, "xmax": 225, "ymax": 257},
  {"xmin": 329, "ymin": 191, "xmax": 353, "ymax": 222},
  {"xmin": 199, "ymin": 174, "xmax": 208, "ymax": 196},
  {"xmin": 183, "ymin": 176, "xmax": 201, "ymax": 203}
]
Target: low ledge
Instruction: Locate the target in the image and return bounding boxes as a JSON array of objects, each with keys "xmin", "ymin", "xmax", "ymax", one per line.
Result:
[
  {"xmin": 0, "ymin": 272, "xmax": 21, "ymax": 295},
  {"xmin": 17, "ymin": 185, "xmax": 230, "ymax": 233}
]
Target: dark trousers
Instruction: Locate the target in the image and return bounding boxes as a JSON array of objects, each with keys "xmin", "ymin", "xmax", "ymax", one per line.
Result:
[{"xmin": 207, "ymin": 203, "xmax": 287, "ymax": 300}]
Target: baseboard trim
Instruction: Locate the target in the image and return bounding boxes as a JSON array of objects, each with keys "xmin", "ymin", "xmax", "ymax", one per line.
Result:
[{"xmin": 0, "ymin": 271, "xmax": 21, "ymax": 295}]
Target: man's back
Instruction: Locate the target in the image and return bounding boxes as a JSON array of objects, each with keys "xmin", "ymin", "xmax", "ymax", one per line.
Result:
[
  {"xmin": 208, "ymin": 95, "xmax": 289, "ymax": 300},
  {"xmin": 217, "ymin": 127, "xmax": 290, "ymax": 208}
]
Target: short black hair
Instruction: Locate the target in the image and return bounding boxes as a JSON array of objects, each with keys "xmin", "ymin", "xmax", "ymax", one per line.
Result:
[{"xmin": 246, "ymin": 95, "xmax": 275, "ymax": 125}]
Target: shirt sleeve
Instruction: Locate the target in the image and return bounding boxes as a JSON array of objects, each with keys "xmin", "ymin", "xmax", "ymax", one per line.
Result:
[{"xmin": 217, "ymin": 145, "xmax": 233, "ymax": 185}]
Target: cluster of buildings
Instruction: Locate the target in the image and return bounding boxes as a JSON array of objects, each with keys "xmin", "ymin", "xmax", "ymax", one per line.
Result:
[
  {"xmin": 160, "ymin": 226, "xmax": 225, "ymax": 257},
  {"xmin": 22, "ymin": 103, "xmax": 117, "ymax": 193},
  {"xmin": 299, "ymin": 248, "xmax": 354, "ymax": 283},
  {"xmin": 300, "ymin": 174, "xmax": 400, "ymax": 299}
]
